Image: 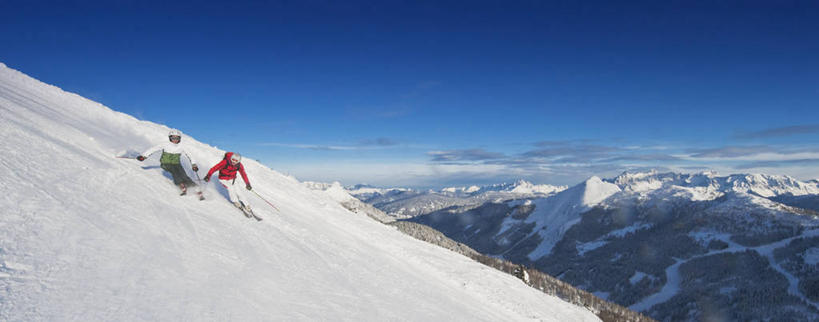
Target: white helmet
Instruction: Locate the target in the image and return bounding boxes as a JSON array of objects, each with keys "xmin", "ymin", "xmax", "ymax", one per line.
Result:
[
  {"xmin": 230, "ymin": 153, "xmax": 242, "ymax": 164},
  {"xmin": 168, "ymin": 129, "xmax": 182, "ymax": 142}
]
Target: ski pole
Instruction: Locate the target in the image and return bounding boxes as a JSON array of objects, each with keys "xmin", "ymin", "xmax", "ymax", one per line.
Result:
[
  {"xmin": 193, "ymin": 170, "xmax": 203, "ymax": 185},
  {"xmin": 192, "ymin": 170, "xmax": 207, "ymax": 199},
  {"xmin": 252, "ymin": 190, "xmax": 279, "ymax": 212}
]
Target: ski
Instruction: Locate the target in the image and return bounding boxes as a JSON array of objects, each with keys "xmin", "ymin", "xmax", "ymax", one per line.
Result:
[
  {"xmin": 243, "ymin": 207, "xmax": 262, "ymax": 221},
  {"xmin": 236, "ymin": 202, "xmax": 262, "ymax": 221}
]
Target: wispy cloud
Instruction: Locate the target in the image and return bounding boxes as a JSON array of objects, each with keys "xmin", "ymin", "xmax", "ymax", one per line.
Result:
[
  {"xmin": 422, "ymin": 141, "xmax": 687, "ymax": 185},
  {"xmin": 736, "ymin": 124, "xmax": 819, "ymax": 139},
  {"xmin": 427, "ymin": 149, "xmax": 506, "ymax": 162},
  {"xmin": 259, "ymin": 142, "xmax": 363, "ymax": 151},
  {"xmin": 679, "ymin": 165, "xmax": 713, "ymax": 171},
  {"xmin": 686, "ymin": 145, "xmax": 777, "ymax": 158},
  {"xmin": 734, "ymin": 158, "xmax": 819, "ymax": 169},
  {"xmin": 260, "ymin": 138, "xmax": 401, "ymax": 151},
  {"xmin": 533, "ymin": 139, "xmax": 596, "ymax": 148},
  {"xmin": 359, "ymin": 137, "xmax": 398, "ymax": 146},
  {"xmin": 522, "ymin": 145, "xmax": 621, "ymax": 159},
  {"xmin": 601, "ymin": 154, "xmax": 683, "ymax": 162},
  {"xmin": 283, "ymin": 137, "xmax": 819, "ymax": 188},
  {"xmin": 424, "ymin": 140, "xmax": 819, "ymax": 185},
  {"xmin": 472, "ymin": 141, "xmax": 685, "ymax": 167}
]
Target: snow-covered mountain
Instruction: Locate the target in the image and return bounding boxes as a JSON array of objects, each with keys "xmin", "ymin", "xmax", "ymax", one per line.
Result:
[
  {"xmin": 441, "ymin": 180, "xmax": 566, "ymax": 196},
  {"xmin": 408, "ymin": 171, "xmax": 819, "ymax": 321},
  {"xmin": 0, "ymin": 62, "xmax": 600, "ymax": 321},
  {"xmin": 612, "ymin": 170, "xmax": 819, "ymax": 199},
  {"xmin": 349, "ymin": 180, "xmax": 566, "ymax": 218},
  {"xmin": 346, "ymin": 183, "xmax": 412, "ymax": 200},
  {"xmin": 305, "ymin": 181, "xmax": 396, "ymax": 224}
]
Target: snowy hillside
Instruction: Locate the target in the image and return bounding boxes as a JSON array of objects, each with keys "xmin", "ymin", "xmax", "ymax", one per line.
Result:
[
  {"xmin": 522, "ymin": 176, "xmax": 622, "ymax": 260},
  {"xmin": 304, "ymin": 181, "xmax": 396, "ymax": 224},
  {"xmin": 0, "ymin": 62, "xmax": 599, "ymax": 321},
  {"xmin": 412, "ymin": 176, "xmax": 622, "ymax": 260},
  {"xmin": 408, "ymin": 171, "xmax": 819, "ymax": 321}
]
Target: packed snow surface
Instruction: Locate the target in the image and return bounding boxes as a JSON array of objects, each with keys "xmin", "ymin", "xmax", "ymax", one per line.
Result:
[{"xmin": 0, "ymin": 63, "xmax": 598, "ymax": 321}]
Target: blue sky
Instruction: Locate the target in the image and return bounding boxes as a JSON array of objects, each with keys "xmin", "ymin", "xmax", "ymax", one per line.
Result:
[{"xmin": 2, "ymin": 0, "xmax": 819, "ymax": 188}]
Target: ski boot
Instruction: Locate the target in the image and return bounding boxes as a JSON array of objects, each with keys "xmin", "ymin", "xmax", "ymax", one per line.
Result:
[
  {"xmin": 234, "ymin": 202, "xmax": 251, "ymax": 218},
  {"xmin": 241, "ymin": 202, "xmax": 253, "ymax": 214},
  {"xmin": 240, "ymin": 202, "xmax": 260, "ymax": 221}
]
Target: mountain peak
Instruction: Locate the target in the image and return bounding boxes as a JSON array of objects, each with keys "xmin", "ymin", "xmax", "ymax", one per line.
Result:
[
  {"xmin": 514, "ymin": 178, "xmax": 533, "ymax": 185},
  {"xmin": 578, "ymin": 176, "xmax": 621, "ymax": 207},
  {"xmin": 723, "ymin": 173, "xmax": 818, "ymax": 197}
]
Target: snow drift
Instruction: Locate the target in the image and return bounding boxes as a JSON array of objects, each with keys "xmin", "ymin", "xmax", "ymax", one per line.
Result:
[{"xmin": 0, "ymin": 62, "xmax": 598, "ymax": 321}]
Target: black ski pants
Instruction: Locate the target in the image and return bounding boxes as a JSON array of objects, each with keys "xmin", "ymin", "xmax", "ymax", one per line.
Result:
[{"xmin": 161, "ymin": 163, "xmax": 196, "ymax": 186}]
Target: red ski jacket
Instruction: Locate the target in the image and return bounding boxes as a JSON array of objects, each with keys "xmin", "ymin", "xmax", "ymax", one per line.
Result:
[{"xmin": 206, "ymin": 152, "xmax": 250, "ymax": 185}]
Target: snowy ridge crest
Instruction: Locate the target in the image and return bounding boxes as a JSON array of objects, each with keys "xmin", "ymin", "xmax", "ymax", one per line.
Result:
[
  {"xmin": 304, "ymin": 181, "xmax": 356, "ymax": 203},
  {"xmin": 346, "ymin": 184, "xmax": 410, "ymax": 197},
  {"xmin": 578, "ymin": 176, "xmax": 622, "ymax": 207},
  {"xmin": 610, "ymin": 170, "xmax": 819, "ymax": 200},
  {"xmin": 520, "ymin": 176, "xmax": 621, "ymax": 260},
  {"xmin": 346, "ymin": 179, "xmax": 566, "ymax": 218},
  {"xmin": 460, "ymin": 179, "xmax": 566, "ymax": 196}
]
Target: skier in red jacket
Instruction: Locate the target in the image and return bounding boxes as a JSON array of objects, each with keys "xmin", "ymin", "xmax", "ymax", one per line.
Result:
[{"xmin": 204, "ymin": 152, "xmax": 252, "ymax": 212}]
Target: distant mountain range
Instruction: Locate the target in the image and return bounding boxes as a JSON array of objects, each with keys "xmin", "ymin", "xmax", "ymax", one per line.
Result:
[
  {"xmin": 355, "ymin": 171, "xmax": 819, "ymax": 321},
  {"xmin": 346, "ymin": 180, "xmax": 567, "ymax": 218},
  {"xmin": 305, "ymin": 181, "xmax": 652, "ymax": 321}
]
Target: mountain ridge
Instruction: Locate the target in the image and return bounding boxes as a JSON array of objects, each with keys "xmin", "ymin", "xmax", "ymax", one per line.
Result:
[{"xmin": 400, "ymin": 170, "xmax": 819, "ymax": 321}]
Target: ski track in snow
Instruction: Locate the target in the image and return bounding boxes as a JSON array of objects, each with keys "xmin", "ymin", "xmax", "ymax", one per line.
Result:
[
  {"xmin": 0, "ymin": 63, "xmax": 599, "ymax": 321},
  {"xmin": 630, "ymin": 229, "xmax": 819, "ymax": 312}
]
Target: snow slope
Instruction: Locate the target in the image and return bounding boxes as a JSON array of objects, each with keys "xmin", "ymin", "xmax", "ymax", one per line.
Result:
[
  {"xmin": 523, "ymin": 176, "xmax": 621, "ymax": 260},
  {"xmin": 0, "ymin": 62, "xmax": 598, "ymax": 321}
]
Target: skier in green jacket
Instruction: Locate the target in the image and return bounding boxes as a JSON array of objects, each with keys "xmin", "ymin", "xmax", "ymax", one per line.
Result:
[{"xmin": 137, "ymin": 130, "xmax": 201, "ymax": 198}]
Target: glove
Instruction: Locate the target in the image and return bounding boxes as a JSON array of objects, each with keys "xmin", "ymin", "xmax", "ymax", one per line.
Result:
[
  {"xmin": 246, "ymin": 185, "xmax": 252, "ymax": 191},
  {"xmin": 136, "ymin": 156, "xmax": 146, "ymax": 161},
  {"xmin": 192, "ymin": 165, "xmax": 199, "ymax": 172},
  {"xmin": 203, "ymin": 176, "xmax": 210, "ymax": 182}
]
